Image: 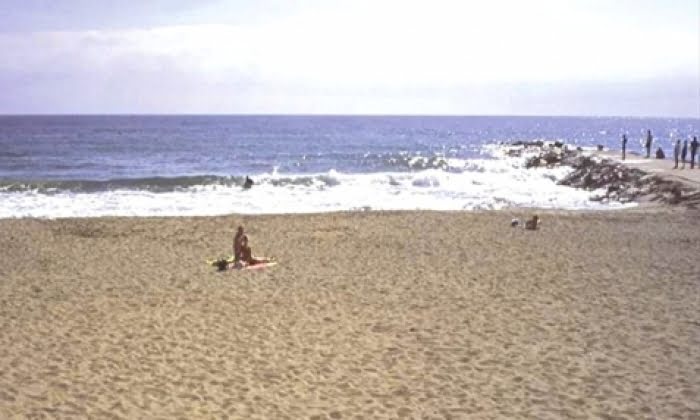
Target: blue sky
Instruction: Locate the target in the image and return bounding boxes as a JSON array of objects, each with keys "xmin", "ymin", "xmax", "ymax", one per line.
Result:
[{"xmin": 0, "ymin": 0, "xmax": 698, "ymax": 116}]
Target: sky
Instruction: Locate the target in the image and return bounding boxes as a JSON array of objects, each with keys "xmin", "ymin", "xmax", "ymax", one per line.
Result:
[{"xmin": 0, "ymin": 0, "xmax": 698, "ymax": 116}]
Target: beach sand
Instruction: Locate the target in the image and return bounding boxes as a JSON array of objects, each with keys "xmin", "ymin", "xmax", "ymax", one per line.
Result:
[{"xmin": 1, "ymin": 209, "xmax": 699, "ymax": 419}]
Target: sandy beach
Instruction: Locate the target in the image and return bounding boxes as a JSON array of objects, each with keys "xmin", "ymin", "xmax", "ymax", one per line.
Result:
[{"xmin": 1, "ymin": 209, "xmax": 699, "ymax": 419}]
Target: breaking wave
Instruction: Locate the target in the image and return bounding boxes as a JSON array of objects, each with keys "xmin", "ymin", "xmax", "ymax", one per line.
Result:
[{"xmin": 0, "ymin": 147, "xmax": 634, "ymax": 218}]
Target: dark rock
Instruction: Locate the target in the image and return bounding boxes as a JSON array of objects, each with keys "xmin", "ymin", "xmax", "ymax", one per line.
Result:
[
  {"xmin": 511, "ymin": 140, "xmax": 544, "ymax": 148},
  {"xmin": 519, "ymin": 143, "xmax": 698, "ymax": 207}
]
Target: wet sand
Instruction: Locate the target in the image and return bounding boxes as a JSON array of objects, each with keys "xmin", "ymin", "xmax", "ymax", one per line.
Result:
[{"xmin": 1, "ymin": 210, "xmax": 699, "ymax": 419}]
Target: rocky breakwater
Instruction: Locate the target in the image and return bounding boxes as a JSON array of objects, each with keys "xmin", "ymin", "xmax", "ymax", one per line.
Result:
[{"xmin": 513, "ymin": 142, "xmax": 700, "ymax": 208}]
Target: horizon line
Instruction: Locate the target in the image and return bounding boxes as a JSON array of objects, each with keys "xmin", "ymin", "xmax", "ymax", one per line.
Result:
[{"xmin": 1, "ymin": 112, "xmax": 699, "ymax": 120}]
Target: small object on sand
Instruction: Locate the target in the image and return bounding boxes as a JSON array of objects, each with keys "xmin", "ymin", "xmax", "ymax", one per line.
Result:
[
  {"xmin": 241, "ymin": 261, "xmax": 278, "ymax": 270},
  {"xmin": 511, "ymin": 218, "xmax": 520, "ymax": 227},
  {"xmin": 208, "ymin": 257, "xmax": 276, "ymax": 271},
  {"xmin": 214, "ymin": 258, "xmax": 230, "ymax": 271},
  {"xmin": 525, "ymin": 215, "xmax": 540, "ymax": 230}
]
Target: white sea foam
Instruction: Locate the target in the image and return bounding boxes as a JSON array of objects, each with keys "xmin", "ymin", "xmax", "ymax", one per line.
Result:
[{"xmin": 0, "ymin": 151, "xmax": 635, "ymax": 218}]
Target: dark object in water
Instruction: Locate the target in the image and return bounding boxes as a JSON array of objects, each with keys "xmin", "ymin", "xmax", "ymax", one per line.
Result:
[
  {"xmin": 655, "ymin": 147, "xmax": 665, "ymax": 159},
  {"xmin": 597, "ymin": 144, "xmax": 604, "ymax": 151},
  {"xmin": 243, "ymin": 176, "xmax": 254, "ymax": 189},
  {"xmin": 511, "ymin": 140, "xmax": 544, "ymax": 148}
]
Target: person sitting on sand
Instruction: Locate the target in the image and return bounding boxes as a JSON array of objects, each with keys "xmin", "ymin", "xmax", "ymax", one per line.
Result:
[
  {"xmin": 243, "ymin": 176, "xmax": 254, "ymax": 189},
  {"xmin": 655, "ymin": 147, "xmax": 665, "ymax": 159},
  {"xmin": 239, "ymin": 235, "xmax": 273, "ymax": 266},
  {"xmin": 233, "ymin": 226, "xmax": 245, "ymax": 261},
  {"xmin": 525, "ymin": 215, "xmax": 540, "ymax": 230}
]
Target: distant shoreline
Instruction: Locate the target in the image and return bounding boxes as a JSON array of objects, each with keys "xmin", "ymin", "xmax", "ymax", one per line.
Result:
[{"xmin": 1, "ymin": 114, "xmax": 699, "ymax": 120}]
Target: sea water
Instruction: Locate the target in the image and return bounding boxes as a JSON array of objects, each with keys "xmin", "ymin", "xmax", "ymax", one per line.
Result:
[{"xmin": 1, "ymin": 115, "xmax": 698, "ymax": 218}]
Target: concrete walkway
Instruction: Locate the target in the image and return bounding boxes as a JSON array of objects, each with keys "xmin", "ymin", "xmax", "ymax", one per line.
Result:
[{"xmin": 597, "ymin": 150, "xmax": 700, "ymax": 190}]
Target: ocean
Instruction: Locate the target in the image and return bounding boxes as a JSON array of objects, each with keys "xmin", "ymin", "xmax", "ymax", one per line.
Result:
[{"xmin": 1, "ymin": 115, "xmax": 698, "ymax": 218}]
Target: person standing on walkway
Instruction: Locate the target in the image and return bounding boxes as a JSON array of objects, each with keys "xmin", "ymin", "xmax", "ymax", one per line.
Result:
[
  {"xmin": 621, "ymin": 134, "xmax": 628, "ymax": 160},
  {"xmin": 645, "ymin": 130, "xmax": 653, "ymax": 158},
  {"xmin": 681, "ymin": 139, "xmax": 688, "ymax": 169},
  {"xmin": 691, "ymin": 136, "xmax": 699, "ymax": 169},
  {"xmin": 673, "ymin": 139, "xmax": 681, "ymax": 169}
]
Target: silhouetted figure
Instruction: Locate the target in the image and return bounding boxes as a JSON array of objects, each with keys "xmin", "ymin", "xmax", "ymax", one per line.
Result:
[
  {"xmin": 691, "ymin": 136, "xmax": 699, "ymax": 169},
  {"xmin": 243, "ymin": 176, "xmax": 254, "ymax": 189},
  {"xmin": 673, "ymin": 140, "xmax": 681, "ymax": 169},
  {"xmin": 644, "ymin": 130, "xmax": 653, "ymax": 158},
  {"xmin": 655, "ymin": 147, "xmax": 665, "ymax": 159},
  {"xmin": 233, "ymin": 226, "xmax": 245, "ymax": 262},
  {"xmin": 681, "ymin": 139, "xmax": 688, "ymax": 169},
  {"xmin": 621, "ymin": 134, "xmax": 628, "ymax": 160}
]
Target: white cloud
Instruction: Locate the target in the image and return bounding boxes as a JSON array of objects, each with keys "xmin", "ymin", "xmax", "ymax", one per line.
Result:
[{"xmin": 0, "ymin": 0, "xmax": 698, "ymax": 115}]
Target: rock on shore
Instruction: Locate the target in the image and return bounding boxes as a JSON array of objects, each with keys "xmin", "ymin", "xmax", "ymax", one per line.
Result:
[{"xmin": 514, "ymin": 142, "xmax": 700, "ymax": 208}]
